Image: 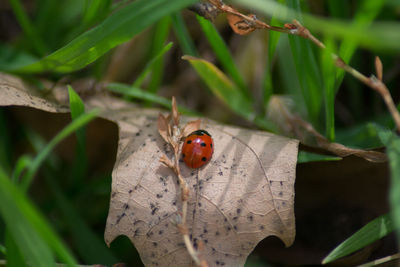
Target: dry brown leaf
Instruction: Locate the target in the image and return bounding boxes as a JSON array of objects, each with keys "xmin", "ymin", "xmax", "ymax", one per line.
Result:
[
  {"xmin": 0, "ymin": 73, "xmax": 69, "ymax": 113},
  {"xmin": 267, "ymin": 95, "xmax": 387, "ymax": 163},
  {"xmin": 103, "ymin": 113, "xmax": 298, "ymax": 266},
  {"xmin": 226, "ymin": 13, "xmax": 256, "ymax": 35},
  {"xmin": 0, "ymin": 72, "xmax": 298, "ymax": 267}
]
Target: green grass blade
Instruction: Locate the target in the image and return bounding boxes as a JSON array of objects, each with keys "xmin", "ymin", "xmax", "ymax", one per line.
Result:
[
  {"xmin": 183, "ymin": 55, "xmax": 254, "ymax": 119},
  {"xmin": 6, "ymin": 0, "xmax": 197, "ymax": 73},
  {"xmin": 196, "ymin": 15, "xmax": 248, "ymax": 95},
  {"xmin": 262, "ymin": 0, "xmax": 284, "ymax": 106},
  {"xmin": 0, "ymin": 166, "xmax": 77, "ymax": 266},
  {"xmin": 9, "ymin": 0, "xmax": 47, "ymax": 56},
  {"xmin": 320, "ymin": 38, "xmax": 337, "ymax": 141},
  {"xmin": 171, "ymin": 13, "xmax": 198, "ymax": 56},
  {"xmin": 44, "ymin": 172, "xmax": 118, "ymax": 265},
  {"xmin": 20, "ymin": 110, "xmax": 99, "ymax": 191},
  {"xmin": 0, "ymin": 167, "xmax": 57, "ymax": 267},
  {"xmin": 108, "ymin": 83, "xmax": 197, "ymax": 115},
  {"xmin": 68, "ymin": 85, "xmax": 88, "ymax": 183},
  {"xmin": 82, "ymin": 0, "xmax": 112, "ymax": 28},
  {"xmin": 147, "ymin": 16, "xmax": 172, "ymax": 94},
  {"xmin": 322, "ymin": 213, "xmax": 394, "ymax": 264},
  {"xmin": 183, "ymin": 55, "xmax": 276, "ymax": 131},
  {"xmin": 232, "ymin": 0, "xmax": 400, "ymax": 52},
  {"xmin": 376, "ymin": 126, "xmax": 400, "ymax": 243},
  {"xmin": 133, "ymin": 42, "xmax": 173, "ymax": 88},
  {"xmin": 5, "ymin": 231, "xmax": 26, "ymax": 267},
  {"xmin": 286, "ymin": 0, "xmax": 323, "ymax": 129},
  {"xmin": 11, "ymin": 155, "xmax": 33, "ymax": 184},
  {"xmin": 68, "ymin": 85, "xmax": 86, "ymax": 145},
  {"xmin": 298, "ymin": 151, "xmax": 341, "ymax": 163}
]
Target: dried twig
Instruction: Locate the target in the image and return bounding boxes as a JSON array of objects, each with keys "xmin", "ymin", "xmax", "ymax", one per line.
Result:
[
  {"xmin": 194, "ymin": 0, "xmax": 400, "ymax": 132},
  {"xmin": 158, "ymin": 98, "xmax": 208, "ymax": 267}
]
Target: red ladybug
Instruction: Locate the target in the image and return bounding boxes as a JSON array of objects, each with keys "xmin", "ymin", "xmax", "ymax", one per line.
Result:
[{"xmin": 181, "ymin": 130, "xmax": 214, "ymax": 169}]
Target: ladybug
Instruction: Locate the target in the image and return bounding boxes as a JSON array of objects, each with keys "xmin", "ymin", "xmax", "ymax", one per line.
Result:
[{"xmin": 181, "ymin": 130, "xmax": 214, "ymax": 169}]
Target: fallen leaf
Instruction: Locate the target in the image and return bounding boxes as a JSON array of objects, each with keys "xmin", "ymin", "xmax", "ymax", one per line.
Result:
[
  {"xmin": 0, "ymin": 72, "xmax": 299, "ymax": 266},
  {"xmin": 227, "ymin": 13, "xmax": 256, "ymax": 35}
]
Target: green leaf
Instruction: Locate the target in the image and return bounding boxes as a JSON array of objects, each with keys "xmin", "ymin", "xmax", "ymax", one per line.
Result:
[
  {"xmin": 376, "ymin": 126, "xmax": 400, "ymax": 243},
  {"xmin": 133, "ymin": 42, "xmax": 173, "ymax": 89},
  {"xmin": 182, "ymin": 55, "xmax": 277, "ymax": 131},
  {"xmin": 172, "ymin": 13, "xmax": 198, "ymax": 56},
  {"xmin": 108, "ymin": 83, "xmax": 197, "ymax": 115},
  {"xmin": 6, "ymin": 0, "xmax": 197, "ymax": 73},
  {"xmin": 322, "ymin": 213, "xmax": 394, "ymax": 264},
  {"xmin": 183, "ymin": 55, "xmax": 253, "ymax": 118},
  {"xmin": 232, "ymin": 0, "xmax": 400, "ymax": 52},
  {"xmin": 286, "ymin": 0, "xmax": 323, "ymax": 129},
  {"xmin": 9, "ymin": 0, "xmax": 47, "ymax": 55},
  {"xmin": 5, "ymin": 231, "xmax": 26, "ymax": 267},
  {"xmin": 297, "ymin": 151, "xmax": 341, "ymax": 163},
  {"xmin": 196, "ymin": 15, "xmax": 248, "ymax": 95},
  {"xmin": 146, "ymin": 16, "xmax": 172, "ymax": 95},
  {"xmin": 20, "ymin": 110, "xmax": 98, "ymax": 191},
  {"xmin": 0, "ymin": 167, "xmax": 57, "ymax": 267},
  {"xmin": 68, "ymin": 85, "xmax": 86, "ymax": 146},
  {"xmin": 44, "ymin": 172, "xmax": 118, "ymax": 265}
]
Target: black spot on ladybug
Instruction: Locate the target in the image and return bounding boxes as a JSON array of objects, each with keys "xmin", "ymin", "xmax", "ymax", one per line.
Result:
[
  {"xmin": 187, "ymin": 140, "xmax": 192, "ymax": 144},
  {"xmin": 201, "ymin": 142, "xmax": 206, "ymax": 147},
  {"xmin": 210, "ymin": 143, "xmax": 213, "ymax": 148},
  {"xmin": 201, "ymin": 157, "xmax": 207, "ymax": 162}
]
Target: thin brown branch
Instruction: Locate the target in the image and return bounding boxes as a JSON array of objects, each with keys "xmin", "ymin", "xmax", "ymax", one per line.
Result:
[
  {"xmin": 290, "ymin": 19, "xmax": 400, "ymax": 132},
  {"xmin": 158, "ymin": 99, "xmax": 208, "ymax": 266}
]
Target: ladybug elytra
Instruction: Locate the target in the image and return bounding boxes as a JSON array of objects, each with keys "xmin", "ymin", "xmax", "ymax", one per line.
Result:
[{"xmin": 181, "ymin": 130, "xmax": 214, "ymax": 169}]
